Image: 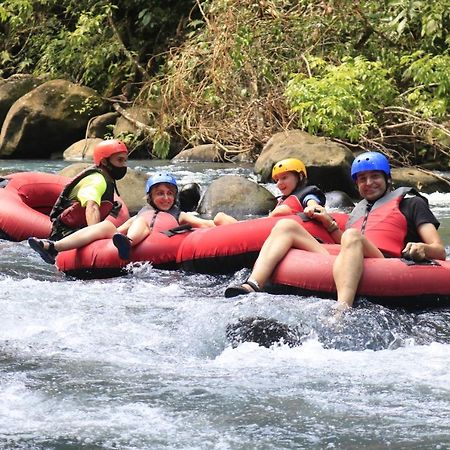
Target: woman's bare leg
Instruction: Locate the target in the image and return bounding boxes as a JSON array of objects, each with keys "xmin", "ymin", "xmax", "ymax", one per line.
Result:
[
  {"xmin": 213, "ymin": 212, "xmax": 238, "ymax": 226},
  {"xmin": 125, "ymin": 216, "xmax": 150, "ymax": 246},
  {"xmin": 248, "ymin": 218, "xmax": 328, "ymax": 288},
  {"xmin": 54, "ymin": 221, "xmax": 117, "ymax": 252}
]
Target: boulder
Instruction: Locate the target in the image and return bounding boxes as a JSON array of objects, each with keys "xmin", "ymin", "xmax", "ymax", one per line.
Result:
[
  {"xmin": 113, "ymin": 105, "xmax": 150, "ymax": 138},
  {"xmin": 391, "ymin": 167, "xmax": 450, "ymax": 193},
  {"xmin": 0, "ymin": 79, "xmax": 108, "ymax": 158},
  {"xmin": 59, "ymin": 163, "xmax": 148, "ymax": 215},
  {"xmin": 325, "ymin": 191, "xmax": 355, "ymax": 209},
  {"xmin": 172, "ymin": 144, "xmax": 222, "ymax": 162},
  {"xmin": 198, "ymin": 175, "xmax": 276, "ymax": 218},
  {"xmin": 112, "ymin": 105, "xmax": 155, "ymax": 158},
  {"xmin": 87, "ymin": 112, "xmax": 119, "ymax": 138},
  {"xmin": 63, "ymin": 138, "xmax": 103, "ymax": 161},
  {"xmin": 179, "ymin": 183, "xmax": 201, "ymax": 212},
  {"xmin": 0, "ymin": 168, "xmax": 17, "ymax": 177},
  {"xmin": 0, "ymin": 74, "xmax": 45, "ymax": 128},
  {"xmin": 255, "ymin": 130, "xmax": 356, "ymax": 195},
  {"xmin": 173, "ymin": 144, "xmax": 253, "ymax": 163},
  {"xmin": 226, "ymin": 316, "xmax": 303, "ymax": 348}
]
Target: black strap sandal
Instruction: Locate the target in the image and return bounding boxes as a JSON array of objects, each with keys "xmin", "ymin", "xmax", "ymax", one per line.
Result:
[
  {"xmin": 225, "ymin": 280, "xmax": 261, "ymax": 298},
  {"xmin": 28, "ymin": 237, "xmax": 58, "ymax": 264}
]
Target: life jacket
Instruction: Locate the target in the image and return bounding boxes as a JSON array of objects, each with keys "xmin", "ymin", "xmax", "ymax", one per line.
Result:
[
  {"xmin": 137, "ymin": 204, "xmax": 181, "ymax": 223},
  {"xmin": 50, "ymin": 167, "xmax": 116, "ymax": 230},
  {"xmin": 277, "ymin": 185, "xmax": 326, "ymax": 212},
  {"xmin": 346, "ymin": 187, "xmax": 414, "ymax": 257}
]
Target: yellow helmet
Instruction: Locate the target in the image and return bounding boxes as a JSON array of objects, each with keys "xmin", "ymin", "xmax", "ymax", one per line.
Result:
[{"xmin": 271, "ymin": 158, "xmax": 307, "ymax": 180}]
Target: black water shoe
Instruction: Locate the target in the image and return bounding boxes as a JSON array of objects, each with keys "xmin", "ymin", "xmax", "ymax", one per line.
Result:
[{"xmin": 112, "ymin": 233, "xmax": 132, "ymax": 260}]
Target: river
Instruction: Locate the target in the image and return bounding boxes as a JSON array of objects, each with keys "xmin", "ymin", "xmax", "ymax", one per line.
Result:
[{"xmin": 1, "ymin": 160, "xmax": 450, "ymax": 449}]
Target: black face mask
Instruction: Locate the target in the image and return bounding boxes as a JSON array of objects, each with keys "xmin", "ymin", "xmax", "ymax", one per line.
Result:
[{"xmin": 105, "ymin": 162, "xmax": 127, "ymax": 180}]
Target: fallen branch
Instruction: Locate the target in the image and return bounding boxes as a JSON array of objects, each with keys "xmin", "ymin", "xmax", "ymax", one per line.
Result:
[
  {"xmin": 416, "ymin": 167, "xmax": 450, "ymax": 187},
  {"xmin": 112, "ymin": 103, "xmax": 157, "ymax": 137}
]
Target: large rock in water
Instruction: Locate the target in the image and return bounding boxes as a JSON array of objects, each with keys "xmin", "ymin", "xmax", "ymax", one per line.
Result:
[
  {"xmin": 198, "ymin": 175, "xmax": 276, "ymax": 218},
  {"xmin": 172, "ymin": 144, "xmax": 222, "ymax": 162},
  {"xmin": 0, "ymin": 74, "xmax": 45, "ymax": 128},
  {"xmin": 63, "ymin": 138, "xmax": 103, "ymax": 161},
  {"xmin": 255, "ymin": 130, "xmax": 356, "ymax": 195},
  {"xmin": 391, "ymin": 167, "xmax": 450, "ymax": 193},
  {"xmin": 0, "ymin": 80, "xmax": 108, "ymax": 159}
]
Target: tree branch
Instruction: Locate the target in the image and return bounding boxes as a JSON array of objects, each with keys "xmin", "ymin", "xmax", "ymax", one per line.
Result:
[
  {"xmin": 108, "ymin": 12, "xmax": 151, "ymax": 81},
  {"xmin": 112, "ymin": 103, "xmax": 157, "ymax": 137}
]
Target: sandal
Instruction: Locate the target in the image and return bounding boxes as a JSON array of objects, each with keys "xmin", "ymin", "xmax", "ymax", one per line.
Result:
[
  {"xmin": 224, "ymin": 280, "xmax": 261, "ymax": 298},
  {"xmin": 112, "ymin": 233, "xmax": 132, "ymax": 260},
  {"xmin": 28, "ymin": 237, "xmax": 58, "ymax": 264}
]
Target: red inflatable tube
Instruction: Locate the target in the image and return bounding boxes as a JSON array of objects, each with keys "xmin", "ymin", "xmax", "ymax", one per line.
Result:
[
  {"xmin": 0, "ymin": 172, "xmax": 129, "ymax": 242},
  {"xmin": 56, "ymin": 211, "xmax": 189, "ymax": 279},
  {"xmin": 270, "ymin": 245, "xmax": 450, "ymax": 307},
  {"xmin": 177, "ymin": 212, "xmax": 348, "ymax": 274}
]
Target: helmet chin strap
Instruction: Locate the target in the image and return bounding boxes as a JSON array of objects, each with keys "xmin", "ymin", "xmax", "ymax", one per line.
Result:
[
  {"xmin": 297, "ymin": 173, "xmax": 306, "ymax": 187},
  {"xmin": 102, "ymin": 159, "xmax": 114, "ymax": 174},
  {"xmin": 147, "ymin": 195, "xmax": 158, "ymax": 210},
  {"xmin": 385, "ymin": 176, "xmax": 392, "ymax": 192}
]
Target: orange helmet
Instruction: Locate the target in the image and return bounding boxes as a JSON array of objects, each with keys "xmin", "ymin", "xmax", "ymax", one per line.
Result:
[
  {"xmin": 272, "ymin": 158, "xmax": 307, "ymax": 180},
  {"xmin": 93, "ymin": 139, "xmax": 128, "ymax": 166}
]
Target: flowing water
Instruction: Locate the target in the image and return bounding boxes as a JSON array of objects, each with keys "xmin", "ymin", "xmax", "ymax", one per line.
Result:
[{"xmin": 1, "ymin": 160, "xmax": 450, "ymax": 449}]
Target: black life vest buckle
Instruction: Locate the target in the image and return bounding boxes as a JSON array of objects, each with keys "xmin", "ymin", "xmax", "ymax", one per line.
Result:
[{"xmin": 160, "ymin": 224, "xmax": 193, "ymax": 237}]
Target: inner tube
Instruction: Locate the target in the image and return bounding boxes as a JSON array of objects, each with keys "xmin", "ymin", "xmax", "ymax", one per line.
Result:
[
  {"xmin": 269, "ymin": 245, "xmax": 450, "ymax": 308},
  {"xmin": 0, "ymin": 172, "xmax": 129, "ymax": 242},
  {"xmin": 56, "ymin": 211, "xmax": 190, "ymax": 279},
  {"xmin": 177, "ymin": 212, "xmax": 348, "ymax": 274}
]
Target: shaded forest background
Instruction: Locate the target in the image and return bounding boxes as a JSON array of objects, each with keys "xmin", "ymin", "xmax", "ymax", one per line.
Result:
[{"xmin": 0, "ymin": 0, "xmax": 449, "ymax": 167}]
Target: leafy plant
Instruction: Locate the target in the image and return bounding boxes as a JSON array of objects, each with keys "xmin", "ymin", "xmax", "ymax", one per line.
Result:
[
  {"xmin": 400, "ymin": 52, "xmax": 450, "ymax": 118},
  {"xmin": 285, "ymin": 56, "xmax": 398, "ymax": 141}
]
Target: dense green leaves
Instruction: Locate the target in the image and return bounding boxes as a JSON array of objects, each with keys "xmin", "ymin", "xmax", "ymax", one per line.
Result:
[
  {"xmin": 0, "ymin": 0, "xmax": 196, "ymax": 93},
  {"xmin": 285, "ymin": 57, "xmax": 398, "ymax": 141},
  {"xmin": 401, "ymin": 52, "xmax": 450, "ymax": 118},
  {"xmin": 0, "ymin": 0, "xmax": 448, "ymax": 162}
]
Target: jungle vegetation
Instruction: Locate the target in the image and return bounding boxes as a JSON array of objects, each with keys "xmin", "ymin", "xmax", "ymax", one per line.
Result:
[{"xmin": 1, "ymin": 0, "xmax": 449, "ymax": 167}]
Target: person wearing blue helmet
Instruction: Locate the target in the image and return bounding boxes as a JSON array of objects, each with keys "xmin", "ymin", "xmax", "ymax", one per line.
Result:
[
  {"xmin": 225, "ymin": 151, "xmax": 445, "ymax": 309},
  {"xmin": 29, "ymin": 171, "xmax": 217, "ymax": 263},
  {"xmin": 110, "ymin": 171, "xmax": 217, "ymax": 259}
]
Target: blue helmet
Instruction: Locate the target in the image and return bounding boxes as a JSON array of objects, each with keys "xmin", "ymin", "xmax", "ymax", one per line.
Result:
[
  {"xmin": 351, "ymin": 152, "xmax": 391, "ymax": 181},
  {"xmin": 146, "ymin": 172, "xmax": 178, "ymax": 194}
]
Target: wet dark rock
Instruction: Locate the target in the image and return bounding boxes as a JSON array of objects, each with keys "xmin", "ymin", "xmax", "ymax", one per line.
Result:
[
  {"xmin": 325, "ymin": 190, "xmax": 355, "ymax": 209},
  {"xmin": 226, "ymin": 316, "xmax": 304, "ymax": 348},
  {"xmin": 179, "ymin": 183, "xmax": 201, "ymax": 212}
]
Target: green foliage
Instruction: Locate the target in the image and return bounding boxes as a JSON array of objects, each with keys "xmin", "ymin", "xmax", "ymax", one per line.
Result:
[
  {"xmin": 152, "ymin": 130, "xmax": 170, "ymax": 159},
  {"xmin": 73, "ymin": 96, "xmax": 103, "ymax": 115},
  {"xmin": 385, "ymin": 0, "xmax": 449, "ymax": 50},
  {"xmin": 34, "ymin": 5, "xmax": 130, "ymax": 90},
  {"xmin": 285, "ymin": 57, "xmax": 398, "ymax": 141},
  {"xmin": 0, "ymin": 0, "xmax": 449, "ymax": 163},
  {"xmin": 0, "ymin": 0, "xmax": 196, "ymax": 94},
  {"xmin": 400, "ymin": 52, "xmax": 450, "ymax": 118}
]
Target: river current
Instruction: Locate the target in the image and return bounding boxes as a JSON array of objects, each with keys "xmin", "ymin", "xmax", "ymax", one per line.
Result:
[{"xmin": 1, "ymin": 160, "xmax": 450, "ymax": 449}]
